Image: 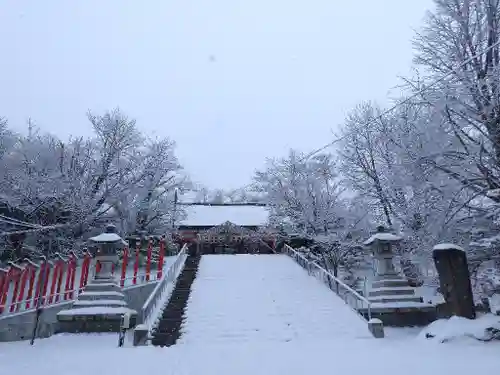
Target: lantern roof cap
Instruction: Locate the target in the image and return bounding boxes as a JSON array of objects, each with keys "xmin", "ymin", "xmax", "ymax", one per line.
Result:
[
  {"xmin": 89, "ymin": 232, "xmax": 127, "ymax": 245},
  {"xmin": 363, "ymin": 227, "xmax": 402, "ymax": 246}
]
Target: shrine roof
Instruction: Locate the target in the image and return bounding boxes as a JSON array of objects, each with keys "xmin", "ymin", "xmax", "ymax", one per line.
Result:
[{"xmin": 179, "ymin": 205, "xmax": 269, "ymax": 227}]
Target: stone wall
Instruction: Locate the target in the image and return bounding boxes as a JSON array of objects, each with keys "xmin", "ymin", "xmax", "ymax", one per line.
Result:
[
  {"xmin": 0, "ymin": 301, "xmax": 72, "ymax": 342},
  {"xmin": 0, "ymin": 282, "xmax": 158, "ymax": 342},
  {"xmin": 124, "ymin": 282, "xmax": 158, "ymax": 318}
]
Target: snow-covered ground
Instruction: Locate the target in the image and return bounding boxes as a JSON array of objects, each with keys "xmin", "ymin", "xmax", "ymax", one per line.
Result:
[
  {"xmin": 1, "ymin": 254, "xmax": 499, "ymax": 374},
  {"xmin": 179, "ymin": 254, "xmax": 371, "ymax": 344},
  {"xmin": 1, "ymin": 329, "xmax": 499, "ymax": 374}
]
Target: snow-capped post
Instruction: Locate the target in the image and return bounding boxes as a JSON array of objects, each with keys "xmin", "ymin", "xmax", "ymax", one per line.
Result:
[
  {"xmin": 367, "ymin": 318, "xmax": 384, "ymax": 338},
  {"xmin": 432, "ymin": 243, "xmax": 475, "ymax": 319}
]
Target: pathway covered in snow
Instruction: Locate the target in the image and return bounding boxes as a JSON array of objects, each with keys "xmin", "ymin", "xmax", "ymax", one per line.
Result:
[
  {"xmin": 1, "ymin": 254, "xmax": 500, "ymax": 374},
  {"xmin": 178, "ymin": 254, "xmax": 372, "ymax": 344}
]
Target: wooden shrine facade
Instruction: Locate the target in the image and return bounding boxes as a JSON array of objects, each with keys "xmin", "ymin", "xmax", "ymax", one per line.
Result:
[{"xmin": 187, "ymin": 221, "xmax": 275, "ymax": 254}]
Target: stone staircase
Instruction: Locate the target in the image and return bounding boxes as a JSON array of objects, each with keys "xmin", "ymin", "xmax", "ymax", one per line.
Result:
[
  {"xmin": 151, "ymin": 254, "xmax": 201, "ymax": 347},
  {"xmin": 367, "ymin": 277, "xmax": 423, "ymax": 304},
  {"xmin": 57, "ymin": 279, "xmax": 137, "ymax": 333}
]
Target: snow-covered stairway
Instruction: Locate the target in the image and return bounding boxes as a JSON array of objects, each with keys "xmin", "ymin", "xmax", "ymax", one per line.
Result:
[
  {"xmin": 150, "ymin": 253, "xmax": 201, "ymax": 347},
  {"xmin": 177, "ymin": 254, "xmax": 372, "ymax": 345}
]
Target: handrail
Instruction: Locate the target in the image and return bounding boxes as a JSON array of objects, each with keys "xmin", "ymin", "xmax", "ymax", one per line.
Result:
[
  {"xmin": 283, "ymin": 244, "xmax": 372, "ymax": 320},
  {"xmin": 139, "ymin": 243, "xmax": 188, "ymax": 333}
]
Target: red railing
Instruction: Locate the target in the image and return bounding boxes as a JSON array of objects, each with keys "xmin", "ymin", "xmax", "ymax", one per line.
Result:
[{"xmin": 0, "ymin": 238, "xmax": 171, "ymax": 316}]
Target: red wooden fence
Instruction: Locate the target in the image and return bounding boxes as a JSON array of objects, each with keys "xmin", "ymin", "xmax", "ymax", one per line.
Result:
[{"xmin": 0, "ymin": 238, "xmax": 168, "ymax": 316}]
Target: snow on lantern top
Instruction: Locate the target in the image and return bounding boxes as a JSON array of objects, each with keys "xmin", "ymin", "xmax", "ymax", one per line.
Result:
[
  {"xmin": 363, "ymin": 226, "xmax": 402, "ymax": 256},
  {"xmin": 89, "ymin": 224, "xmax": 127, "ymax": 255},
  {"xmin": 363, "ymin": 226, "xmax": 402, "ymax": 246}
]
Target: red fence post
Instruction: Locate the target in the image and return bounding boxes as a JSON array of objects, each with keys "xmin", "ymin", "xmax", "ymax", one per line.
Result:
[
  {"xmin": 25, "ymin": 262, "xmax": 38, "ymax": 309},
  {"xmin": 79, "ymin": 252, "xmax": 91, "ymax": 292},
  {"xmin": 120, "ymin": 246, "xmax": 129, "ymax": 287},
  {"xmin": 145, "ymin": 239, "xmax": 153, "ymax": 282},
  {"xmin": 64, "ymin": 255, "xmax": 73, "ymax": 300},
  {"xmin": 0, "ymin": 268, "xmax": 7, "ymax": 314},
  {"xmin": 157, "ymin": 237, "xmax": 165, "ymax": 280},
  {"xmin": 84, "ymin": 251, "xmax": 91, "ymax": 286},
  {"xmin": 48, "ymin": 256, "xmax": 62, "ymax": 304},
  {"xmin": 133, "ymin": 243, "xmax": 140, "ymax": 285},
  {"xmin": 8, "ymin": 263, "xmax": 23, "ymax": 312},
  {"xmin": 68, "ymin": 255, "xmax": 77, "ymax": 299},
  {"xmin": 55, "ymin": 256, "xmax": 66, "ymax": 303},
  {"xmin": 34, "ymin": 259, "xmax": 47, "ymax": 307},
  {"xmin": 15, "ymin": 262, "xmax": 30, "ymax": 312},
  {"xmin": 41, "ymin": 261, "xmax": 52, "ymax": 305}
]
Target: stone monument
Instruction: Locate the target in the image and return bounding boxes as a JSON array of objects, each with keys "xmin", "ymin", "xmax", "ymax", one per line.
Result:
[
  {"xmin": 432, "ymin": 243, "xmax": 475, "ymax": 319},
  {"xmin": 360, "ymin": 226, "xmax": 436, "ymax": 326},
  {"xmin": 57, "ymin": 224, "xmax": 138, "ymax": 333}
]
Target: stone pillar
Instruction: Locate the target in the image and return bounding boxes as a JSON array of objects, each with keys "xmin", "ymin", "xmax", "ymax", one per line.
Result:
[
  {"xmin": 433, "ymin": 243, "xmax": 475, "ymax": 319},
  {"xmin": 368, "ymin": 318, "xmax": 384, "ymax": 338},
  {"xmin": 133, "ymin": 324, "xmax": 149, "ymax": 346}
]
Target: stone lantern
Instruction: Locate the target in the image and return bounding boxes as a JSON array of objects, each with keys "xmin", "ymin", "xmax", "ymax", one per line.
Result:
[
  {"xmin": 363, "ymin": 226, "xmax": 424, "ymax": 303},
  {"xmin": 56, "ymin": 223, "xmax": 137, "ymax": 333},
  {"xmin": 363, "ymin": 226, "xmax": 402, "ymax": 279},
  {"xmin": 359, "ymin": 226, "xmax": 435, "ymax": 328},
  {"xmin": 89, "ymin": 223, "xmax": 127, "ymax": 281}
]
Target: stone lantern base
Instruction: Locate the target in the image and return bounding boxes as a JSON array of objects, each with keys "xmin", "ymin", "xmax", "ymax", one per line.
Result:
[
  {"xmin": 56, "ymin": 279, "xmax": 137, "ymax": 333},
  {"xmin": 359, "ymin": 304, "xmax": 437, "ymax": 327},
  {"xmin": 359, "ymin": 275, "xmax": 437, "ymax": 327},
  {"xmin": 368, "ymin": 275, "xmax": 423, "ymax": 304}
]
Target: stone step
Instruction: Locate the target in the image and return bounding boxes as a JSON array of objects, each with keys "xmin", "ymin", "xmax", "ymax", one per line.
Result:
[
  {"xmin": 150, "ymin": 254, "xmax": 201, "ymax": 347},
  {"xmin": 90, "ymin": 277, "xmax": 117, "ymax": 284},
  {"xmin": 157, "ymin": 320, "xmax": 185, "ymax": 329},
  {"xmin": 151, "ymin": 333, "xmax": 179, "ymax": 347},
  {"xmin": 162, "ymin": 303, "xmax": 188, "ymax": 312},
  {"xmin": 78, "ymin": 291, "xmax": 125, "ymax": 301},
  {"xmin": 73, "ymin": 299, "xmax": 127, "ymax": 308},
  {"xmin": 371, "ymin": 279, "xmax": 411, "ymax": 289},
  {"xmin": 84, "ymin": 283, "xmax": 122, "ymax": 293},
  {"xmin": 369, "ymin": 296, "xmax": 423, "ymax": 303},
  {"xmin": 160, "ymin": 312, "xmax": 188, "ymax": 320},
  {"xmin": 368, "ymin": 287, "xmax": 416, "ymax": 297}
]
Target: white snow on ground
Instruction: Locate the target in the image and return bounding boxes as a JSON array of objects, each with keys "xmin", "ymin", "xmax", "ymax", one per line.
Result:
[
  {"xmin": 178, "ymin": 254, "xmax": 372, "ymax": 344},
  {"xmin": 418, "ymin": 314, "xmax": 500, "ymax": 343},
  {"xmin": 1, "ymin": 330, "xmax": 500, "ymax": 374},
  {"xmin": 1, "ymin": 254, "xmax": 500, "ymax": 374}
]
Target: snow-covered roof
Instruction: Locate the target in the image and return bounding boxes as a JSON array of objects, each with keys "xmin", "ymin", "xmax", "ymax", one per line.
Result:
[
  {"xmin": 179, "ymin": 205, "xmax": 269, "ymax": 227},
  {"xmin": 363, "ymin": 232, "xmax": 402, "ymax": 245}
]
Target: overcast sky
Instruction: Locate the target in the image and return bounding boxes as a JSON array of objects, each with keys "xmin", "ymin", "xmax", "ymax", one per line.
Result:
[{"xmin": 0, "ymin": 0, "xmax": 433, "ymax": 190}]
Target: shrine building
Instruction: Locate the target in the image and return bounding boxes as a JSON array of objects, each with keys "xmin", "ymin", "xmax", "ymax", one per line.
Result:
[{"xmin": 176, "ymin": 204, "xmax": 276, "ymax": 254}]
